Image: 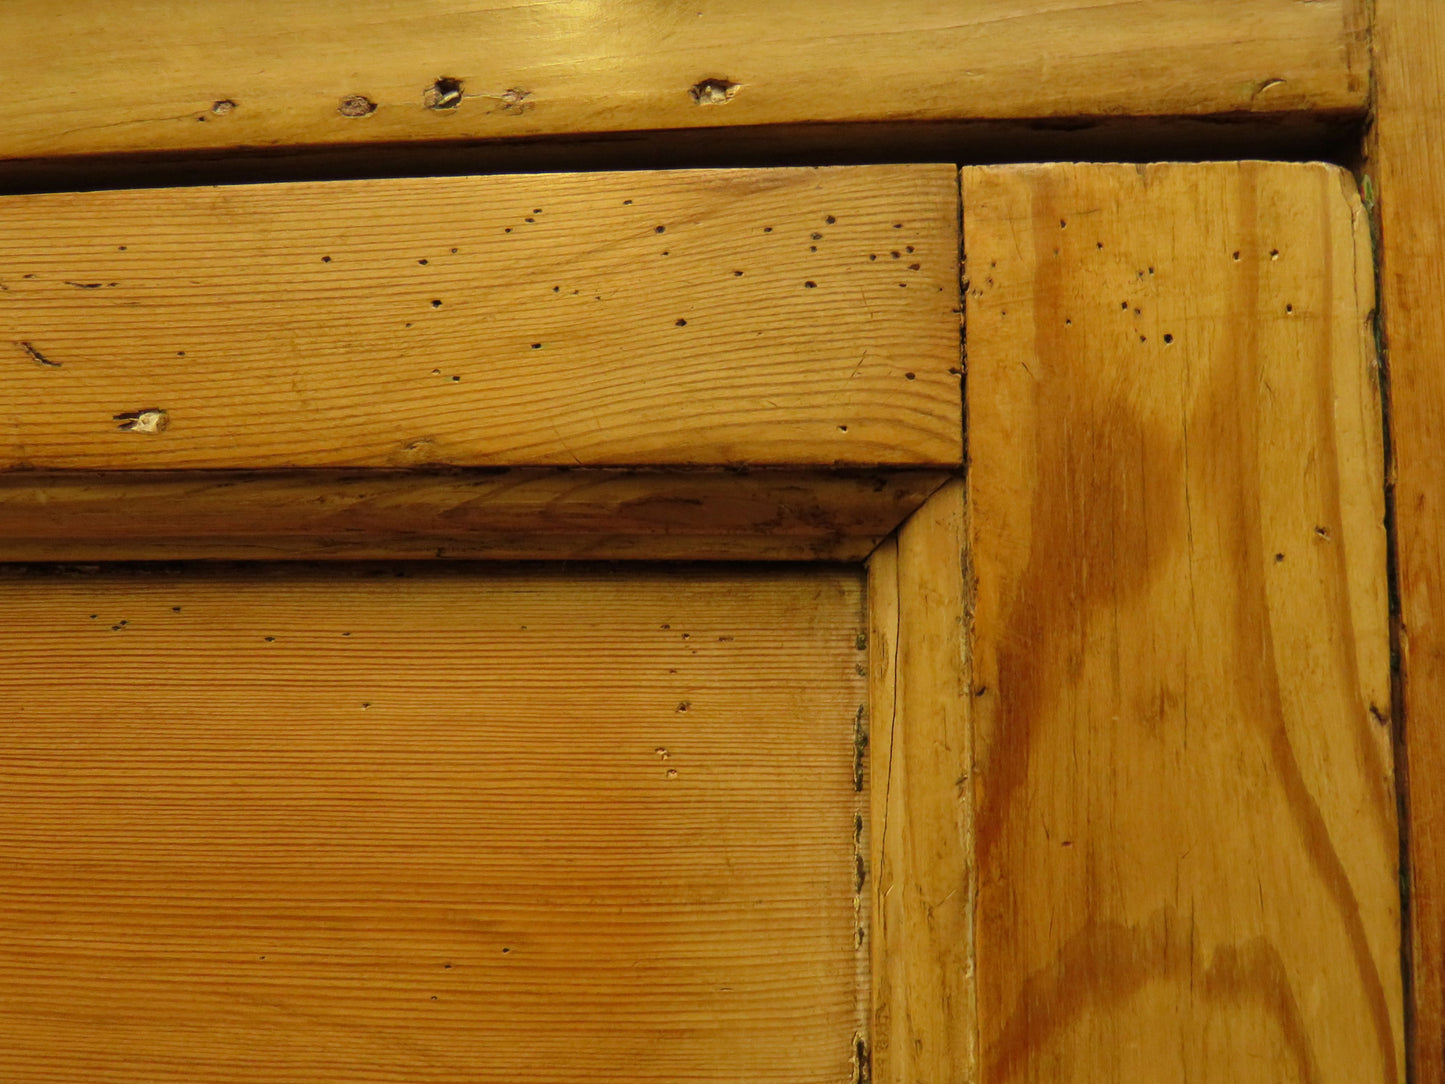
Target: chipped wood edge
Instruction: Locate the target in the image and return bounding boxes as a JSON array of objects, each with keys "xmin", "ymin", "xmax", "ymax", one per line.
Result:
[{"xmin": 868, "ymin": 477, "xmax": 976, "ymax": 1083}]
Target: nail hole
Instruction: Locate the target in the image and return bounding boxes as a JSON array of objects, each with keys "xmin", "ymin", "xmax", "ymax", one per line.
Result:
[
  {"xmin": 689, "ymin": 78, "xmax": 739, "ymax": 105},
  {"xmin": 424, "ymin": 76, "xmax": 464, "ymax": 110},
  {"xmin": 338, "ymin": 95, "xmax": 377, "ymax": 117}
]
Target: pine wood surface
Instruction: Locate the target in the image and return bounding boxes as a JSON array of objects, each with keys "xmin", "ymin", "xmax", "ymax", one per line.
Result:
[
  {"xmin": 0, "ymin": 2, "xmax": 1366, "ymax": 165},
  {"xmin": 0, "ymin": 468, "xmax": 951, "ymax": 562},
  {"xmin": 868, "ymin": 480, "xmax": 974, "ymax": 1084},
  {"xmin": 1371, "ymin": 2, "xmax": 1445, "ymax": 1077},
  {"xmin": 963, "ymin": 162, "xmax": 1401, "ymax": 1081},
  {"xmin": 0, "ymin": 563, "xmax": 868, "ymax": 1083},
  {"xmin": 0, "ymin": 165, "xmax": 960, "ymax": 470}
]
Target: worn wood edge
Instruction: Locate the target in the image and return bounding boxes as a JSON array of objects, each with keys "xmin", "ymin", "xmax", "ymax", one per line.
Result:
[
  {"xmin": 1341, "ymin": 159, "xmax": 1410, "ymax": 1084},
  {"xmin": 1367, "ymin": 2, "xmax": 1445, "ymax": 1077},
  {"xmin": 0, "ymin": 468, "xmax": 952, "ymax": 562},
  {"xmin": 867, "ymin": 477, "xmax": 975, "ymax": 1083},
  {"xmin": 0, "ymin": 0, "xmax": 1367, "ymax": 166}
]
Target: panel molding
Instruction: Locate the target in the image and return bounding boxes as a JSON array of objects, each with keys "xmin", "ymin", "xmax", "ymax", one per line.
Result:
[{"xmin": 0, "ymin": 468, "xmax": 952, "ymax": 562}]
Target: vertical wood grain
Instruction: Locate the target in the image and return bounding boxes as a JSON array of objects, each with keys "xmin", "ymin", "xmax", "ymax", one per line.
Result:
[
  {"xmin": 1371, "ymin": 2, "xmax": 1445, "ymax": 1077},
  {"xmin": 868, "ymin": 479, "xmax": 975, "ymax": 1084},
  {"xmin": 963, "ymin": 162, "xmax": 1402, "ymax": 1082}
]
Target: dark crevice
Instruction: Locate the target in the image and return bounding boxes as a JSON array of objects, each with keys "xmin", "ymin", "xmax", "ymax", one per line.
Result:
[{"xmin": 0, "ymin": 112, "xmax": 1362, "ymax": 196}]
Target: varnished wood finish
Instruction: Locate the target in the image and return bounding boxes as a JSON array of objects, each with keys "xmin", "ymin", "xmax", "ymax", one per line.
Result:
[
  {"xmin": 1371, "ymin": 2, "xmax": 1445, "ymax": 1077},
  {"xmin": 0, "ymin": 468, "xmax": 950, "ymax": 562},
  {"xmin": 0, "ymin": 166, "xmax": 960, "ymax": 470},
  {"xmin": 0, "ymin": 2, "xmax": 1366, "ymax": 165},
  {"xmin": 963, "ymin": 162, "xmax": 1401, "ymax": 1081},
  {"xmin": 0, "ymin": 563, "xmax": 868, "ymax": 1083},
  {"xmin": 868, "ymin": 479, "xmax": 974, "ymax": 1084}
]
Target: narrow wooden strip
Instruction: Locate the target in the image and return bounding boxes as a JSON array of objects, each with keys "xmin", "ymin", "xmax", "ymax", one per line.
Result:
[
  {"xmin": 0, "ymin": 468, "xmax": 951, "ymax": 562},
  {"xmin": 963, "ymin": 162, "xmax": 1401, "ymax": 1081},
  {"xmin": 0, "ymin": 563, "xmax": 868, "ymax": 1083},
  {"xmin": 0, "ymin": 1, "xmax": 1365, "ymax": 163},
  {"xmin": 868, "ymin": 478, "xmax": 975, "ymax": 1083},
  {"xmin": 1371, "ymin": 2, "xmax": 1445, "ymax": 1076},
  {"xmin": 0, "ymin": 166, "xmax": 961, "ymax": 470}
]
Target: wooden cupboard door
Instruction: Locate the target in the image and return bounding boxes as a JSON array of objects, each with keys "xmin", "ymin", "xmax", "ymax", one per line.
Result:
[{"xmin": 0, "ymin": 564, "xmax": 868, "ymax": 1083}]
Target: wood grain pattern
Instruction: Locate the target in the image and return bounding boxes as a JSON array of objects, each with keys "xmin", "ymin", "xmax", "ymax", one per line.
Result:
[
  {"xmin": 1371, "ymin": 3, "xmax": 1445, "ymax": 1077},
  {"xmin": 0, "ymin": 468, "xmax": 951, "ymax": 562},
  {"xmin": 0, "ymin": 563, "xmax": 868, "ymax": 1083},
  {"xmin": 0, "ymin": 166, "xmax": 960, "ymax": 470},
  {"xmin": 963, "ymin": 162, "xmax": 1401, "ymax": 1081},
  {"xmin": 868, "ymin": 479, "xmax": 974, "ymax": 1084},
  {"xmin": 0, "ymin": 2, "xmax": 1366, "ymax": 164}
]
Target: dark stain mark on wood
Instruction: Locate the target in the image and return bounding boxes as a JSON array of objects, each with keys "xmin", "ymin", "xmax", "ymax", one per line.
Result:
[{"xmin": 16, "ymin": 341, "xmax": 59, "ymax": 367}]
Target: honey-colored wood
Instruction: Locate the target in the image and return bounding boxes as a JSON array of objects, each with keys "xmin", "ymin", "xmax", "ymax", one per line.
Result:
[
  {"xmin": 0, "ymin": 563, "xmax": 869, "ymax": 1083},
  {"xmin": 0, "ymin": 2, "xmax": 1366, "ymax": 165},
  {"xmin": 1370, "ymin": 3, "xmax": 1445, "ymax": 1076},
  {"xmin": 868, "ymin": 479, "xmax": 974, "ymax": 1084},
  {"xmin": 0, "ymin": 468, "xmax": 951, "ymax": 562},
  {"xmin": 963, "ymin": 162, "xmax": 1401, "ymax": 1081},
  {"xmin": 0, "ymin": 166, "xmax": 960, "ymax": 470}
]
